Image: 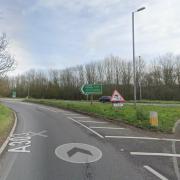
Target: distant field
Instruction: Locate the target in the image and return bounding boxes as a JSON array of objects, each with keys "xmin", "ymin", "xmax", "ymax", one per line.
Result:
[
  {"xmin": 0, "ymin": 103, "xmax": 14, "ymax": 146},
  {"xmin": 25, "ymin": 99, "xmax": 180, "ymax": 133}
]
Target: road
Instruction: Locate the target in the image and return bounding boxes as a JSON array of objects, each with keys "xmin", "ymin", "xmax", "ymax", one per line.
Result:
[{"xmin": 0, "ymin": 99, "xmax": 179, "ymax": 180}]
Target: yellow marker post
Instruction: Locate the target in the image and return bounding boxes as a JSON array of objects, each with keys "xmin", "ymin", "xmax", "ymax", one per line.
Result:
[{"xmin": 150, "ymin": 111, "xmax": 158, "ymax": 127}]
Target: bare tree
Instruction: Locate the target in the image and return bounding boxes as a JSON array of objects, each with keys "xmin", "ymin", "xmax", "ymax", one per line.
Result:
[{"xmin": 0, "ymin": 34, "xmax": 15, "ymax": 76}]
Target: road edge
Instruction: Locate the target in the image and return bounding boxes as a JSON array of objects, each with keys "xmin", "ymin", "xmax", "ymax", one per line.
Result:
[{"xmin": 0, "ymin": 111, "xmax": 17, "ymax": 156}]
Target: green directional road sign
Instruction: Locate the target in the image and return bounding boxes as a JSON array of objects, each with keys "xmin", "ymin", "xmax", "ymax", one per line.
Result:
[
  {"xmin": 81, "ymin": 84, "xmax": 102, "ymax": 95},
  {"xmin": 12, "ymin": 90, "xmax": 16, "ymax": 98}
]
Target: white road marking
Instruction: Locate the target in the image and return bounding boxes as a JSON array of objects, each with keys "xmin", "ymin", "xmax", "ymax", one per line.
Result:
[
  {"xmin": 67, "ymin": 117, "xmax": 104, "ymax": 138},
  {"xmin": 105, "ymin": 136, "xmax": 180, "ymax": 142},
  {"xmin": 73, "ymin": 117, "xmax": 90, "ymax": 119},
  {"xmin": 8, "ymin": 134, "xmax": 32, "ymax": 153},
  {"xmin": 131, "ymin": 152, "xmax": 180, "ymax": 158},
  {"xmin": 39, "ymin": 107, "xmax": 58, "ymax": 112},
  {"xmin": 8, "ymin": 130, "xmax": 48, "ymax": 153},
  {"xmin": 29, "ymin": 130, "xmax": 48, "ymax": 138},
  {"xmin": 79, "ymin": 121, "xmax": 108, "ymax": 124},
  {"xmin": 144, "ymin": 165, "xmax": 168, "ymax": 180},
  {"xmin": 90, "ymin": 127, "xmax": 125, "ymax": 130},
  {"xmin": 172, "ymin": 141, "xmax": 180, "ymax": 180},
  {"xmin": 8, "ymin": 145, "xmax": 31, "ymax": 153}
]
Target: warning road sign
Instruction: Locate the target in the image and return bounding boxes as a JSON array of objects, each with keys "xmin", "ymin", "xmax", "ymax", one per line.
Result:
[{"xmin": 111, "ymin": 90, "xmax": 125, "ymax": 103}]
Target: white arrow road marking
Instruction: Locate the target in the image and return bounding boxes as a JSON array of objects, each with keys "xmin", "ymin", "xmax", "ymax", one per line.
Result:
[{"xmin": 144, "ymin": 165, "xmax": 168, "ymax": 180}]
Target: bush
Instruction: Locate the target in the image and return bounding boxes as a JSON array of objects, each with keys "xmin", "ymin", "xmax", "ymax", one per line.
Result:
[{"xmin": 136, "ymin": 108, "xmax": 148, "ymax": 121}]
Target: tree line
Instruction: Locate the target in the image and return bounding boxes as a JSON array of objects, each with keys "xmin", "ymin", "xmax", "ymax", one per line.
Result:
[{"xmin": 0, "ymin": 53, "xmax": 180, "ymax": 101}]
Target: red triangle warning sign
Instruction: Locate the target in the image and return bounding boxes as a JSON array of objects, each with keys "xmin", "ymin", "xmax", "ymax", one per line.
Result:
[{"xmin": 110, "ymin": 90, "xmax": 125, "ymax": 103}]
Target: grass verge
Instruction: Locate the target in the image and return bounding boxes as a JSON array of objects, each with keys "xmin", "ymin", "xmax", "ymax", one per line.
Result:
[
  {"xmin": 25, "ymin": 99, "xmax": 180, "ymax": 133},
  {"xmin": 0, "ymin": 103, "xmax": 14, "ymax": 146}
]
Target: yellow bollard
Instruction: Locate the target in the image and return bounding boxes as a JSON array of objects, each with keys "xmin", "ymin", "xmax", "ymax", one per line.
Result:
[{"xmin": 150, "ymin": 111, "xmax": 158, "ymax": 127}]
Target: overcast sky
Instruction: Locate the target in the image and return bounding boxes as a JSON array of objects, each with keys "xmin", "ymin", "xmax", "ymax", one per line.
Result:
[{"xmin": 1, "ymin": 0, "xmax": 180, "ymax": 74}]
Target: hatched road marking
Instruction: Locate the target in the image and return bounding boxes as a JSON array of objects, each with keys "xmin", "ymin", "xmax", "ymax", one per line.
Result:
[
  {"xmin": 144, "ymin": 165, "xmax": 168, "ymax": 180},
  {"xmin": 78, "ymin": 121, "xmax": 108, "ymax": 124},
  {"xmin": 67, "ymin": 117, "xmax": 104, "ymax": 139},
  {"xmin": 131, "ymin": 152, "xmax": 180, "ymax": 158},
  {"xmin": 105, "ymin": 136, "xmax": 180, "ymax": 142}
]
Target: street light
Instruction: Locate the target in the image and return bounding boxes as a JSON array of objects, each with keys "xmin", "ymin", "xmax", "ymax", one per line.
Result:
[{"xmin": 132, "ymin": 6, "xmax": 146, "ymax": 107}]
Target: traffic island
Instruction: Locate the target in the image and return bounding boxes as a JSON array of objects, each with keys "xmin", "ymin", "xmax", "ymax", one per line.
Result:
[{"xmin": 24, "ymin": 99, "xmax": 180, "ymax": 134}]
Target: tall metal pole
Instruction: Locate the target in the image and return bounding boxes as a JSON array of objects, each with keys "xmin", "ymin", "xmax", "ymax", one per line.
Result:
[
  {"xmin": 132, "ymin": 12, "xmax": 137, "ymax": 107},
  {"xmin": 139, "ymin": 56, "xmax": 142, "ymax": 100},
  {"xmin": 27, "ymin": 85, "xmax": 30, "ymax": 99}
]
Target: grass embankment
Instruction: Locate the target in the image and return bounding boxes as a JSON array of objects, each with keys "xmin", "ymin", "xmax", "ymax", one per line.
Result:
[
  {"xmin": 25, "ymin": 99, "xmax": 180, "ymax": 133},
  {"xmin": 0, "ymin": 104, "xmax": 14, "ymax": 146}
]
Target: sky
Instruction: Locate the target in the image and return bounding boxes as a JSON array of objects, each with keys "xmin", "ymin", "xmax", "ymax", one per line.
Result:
[{"xmin": 0, "ymin": 0, "xmax": 180, "ymax": 75}]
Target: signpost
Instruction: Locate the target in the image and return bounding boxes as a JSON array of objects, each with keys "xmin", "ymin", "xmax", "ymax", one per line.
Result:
[
  {"xmin": 111, "ymin": 90, "xmax": 125, "ymax": 108},
  {"xmin": 81, "ymin": 84, "xmax": 102, "ymax": 95},
  {"xmin": 81, "ymin": 84, "xmax": 102, "ymax": 104},
  {"xmin": 12, "ymin": 90, "xmax": 16, "ymax": 98}
]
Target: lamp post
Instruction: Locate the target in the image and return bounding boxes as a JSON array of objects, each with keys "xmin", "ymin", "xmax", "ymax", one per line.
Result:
[{"xmin": 132, "ymin": 7, "xmax": 146, "ymax": 107}]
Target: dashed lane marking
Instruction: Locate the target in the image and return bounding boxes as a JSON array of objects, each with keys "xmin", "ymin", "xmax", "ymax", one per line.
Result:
[
  {"xmin": 131, "ymin": 152, "xmax": 180, "ymax": 158},
  {"xmin": 105, "ymin": 136, "xmax": 180, "ymax": 142},
  {"xmin": 67, "ymin": 117, "xmax": 104, "ymax": 139},
  {"xmin": 90, "ymin": 127, "xmax": 125, "ymax": 130},
  {"xmin": 144, "ymin": 165, "xmax": 168, "ymax": 180}
]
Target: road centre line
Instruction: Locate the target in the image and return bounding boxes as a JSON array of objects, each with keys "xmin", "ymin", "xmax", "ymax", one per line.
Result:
[
  {"xmin": 90, "ymin": 127, "xmax": 125, "ymax": 130},
  {"xmin": 78, "ymin": 121, "xmax": 108, "ymax": 124},
  {"xmin": 67, "ymin": 117, "xmax": 104, "ymax": 139},
  {"xmin": 131, "ymin": 152, "xmax": 180, "ymax": 158},
  {"xmin": 105, "ymin": 136, "xmax": 180, "ymax": 142},
  {"xmin": 144, "ymin": 165, "xmax": 168, "ymax": 180}
]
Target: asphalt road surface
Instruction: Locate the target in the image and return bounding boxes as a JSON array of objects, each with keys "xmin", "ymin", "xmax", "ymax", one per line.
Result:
[{"xmin": 0, "ymin": 99, "xmax": 180, "ymax": 180}]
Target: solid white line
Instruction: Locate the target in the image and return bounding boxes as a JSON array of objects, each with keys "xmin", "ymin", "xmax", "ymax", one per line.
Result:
[
  {"xmin": 67, "ymin": 117, "xmax": 104, "ymax": 139},
  {"xmin": 79, "ymin": 121, "xmax": 108, "ymax": 124},
  {"xmin": 131, "ymin": 152, "xmax": 180, "ymax": 158},
  {"xmin": 90, "ymin": 127, "xmax": 125, "ymax": 130},
  {"xmin": 0, "ymin": 112, "xmax": 17, "ymax": 155},
  {"xmin": 144, "ymin": 165, "xmax": 168, "ymax": 180},
  {"xmin": 105, "ymin": 136, "xmax": 180, "ymax": 142}
]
